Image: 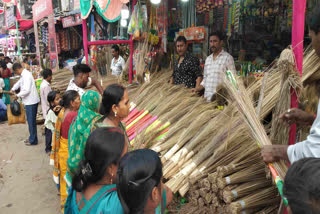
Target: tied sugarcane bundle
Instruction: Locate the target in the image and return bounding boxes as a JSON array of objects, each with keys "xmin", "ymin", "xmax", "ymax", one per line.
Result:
[{"xmin": 228, "ymin": 187, "xmax": 280, "ymax": 214}]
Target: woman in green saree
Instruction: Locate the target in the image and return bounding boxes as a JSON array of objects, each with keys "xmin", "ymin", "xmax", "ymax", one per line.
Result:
[{"xmin": 66, "ymin": 91, "xmax": 102, "ymax": 186}]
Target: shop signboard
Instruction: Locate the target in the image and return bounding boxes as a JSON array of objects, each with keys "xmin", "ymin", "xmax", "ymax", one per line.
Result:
[
  {"xmin": 32, "ymin": 0, "xmax": 53, "ymax": 22},
  {"xmin": 20, "ymin": 0, "xmax": 36, "ymax": 18},
  {"xmin": 6, "ymin": 6, "xmax": 16, "ymax": 29},
  {"xmin": 62, "ymin": 14, "xmax": 82, "ymax": 28}
]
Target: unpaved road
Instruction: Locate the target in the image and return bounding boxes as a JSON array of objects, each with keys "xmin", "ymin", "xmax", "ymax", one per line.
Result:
[{"xmin": 0, "ymin": 122, "xmax": 60, "ymax": 214}]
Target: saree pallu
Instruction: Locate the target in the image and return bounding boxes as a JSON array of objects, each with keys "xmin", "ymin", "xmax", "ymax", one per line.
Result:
[
  {"xmin": 59, "ymin": 136, "xmax": 69, "ymax": 214},
  {"xmin": 3, "ymin": 78, "xmax": 10, "ymax": 105},
  {"xmin": 50, "ymin": 109, "xmax": 65, "ymax": 184}
]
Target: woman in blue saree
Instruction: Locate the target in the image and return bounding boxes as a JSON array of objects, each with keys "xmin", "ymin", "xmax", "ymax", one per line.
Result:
[
  {"xmin": 116, "ymin": 149, "xmax": 173, "ymax": 214},
  {"xmin": 64, "ymin": 127, "xmax": 127, "ymax": 214}
]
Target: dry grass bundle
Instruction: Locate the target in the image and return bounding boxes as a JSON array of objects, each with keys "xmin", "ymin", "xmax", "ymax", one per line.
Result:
[
  {"xmin": 156, "ymin": 100, "xmax": 213, "ymax": 151},
  {"xmin": 302, "ymin": 48, "xmax": 320, "ymax": 84},
  {"xmin": 51, "ymin": 68, "xmax": 74, "ymax": 92},
  {"xmin": 163, "ymin": 109, "xmax": 238, "ymax": 180},
  {"xmin": 165, "ymin": 116, "xmax": 245, "ymax": 193},
  {"xmin": 224, "ymin": 73, "xmax": 288, "ymax": 179},
  {"xmin": 162, "ymin": 108, "xmax": 220, "ymax": 165},
  {"xmin": 216, "ymin": 161, "xmax": 266, "ymax": 189},
  {"xmin": 228, "ymin": 187, "xmax": 279, "ymax": 213},
  {"xmin": 223, "ymin": 179, "xmax": 272, "ymax": 203},
  {"xmin": 217, "ymin": 152, "xmax": 262, "ymax": 178},
  {"xmin": 270, "ymin": 61, "xmax": 302, "ymax": 145},
  {"xmin": 256, "ymin": 205, "xmax": 279, "ymax": 214}
]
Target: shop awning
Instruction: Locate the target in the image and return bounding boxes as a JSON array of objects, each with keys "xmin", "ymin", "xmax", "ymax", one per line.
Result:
[
  {"xmin": 81, "ymin": 0, "xmax": 129, "ymax": 22},
  {"xmin": 7, "ymin": 19, "xmax": 33, "ymax": 31}
]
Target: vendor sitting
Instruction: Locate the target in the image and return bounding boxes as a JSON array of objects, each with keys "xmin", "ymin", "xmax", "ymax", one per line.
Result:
[
  {"xmin": 110, "ymin": 44, "xmax": 126, "ymax": 76},
  {"xmin": 170, "ymin": 36, "xmax": 203, "ymax": 88}
]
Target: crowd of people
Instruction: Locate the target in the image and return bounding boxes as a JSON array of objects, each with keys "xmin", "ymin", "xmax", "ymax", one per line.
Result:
[{"xmin": 1, "ymin": 5, "xmax": 320, "ymax": 214}]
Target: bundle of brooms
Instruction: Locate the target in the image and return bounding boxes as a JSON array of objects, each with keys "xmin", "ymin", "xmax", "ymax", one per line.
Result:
[{"xmin": 126, "ymin": 47, "xmax": 310, "ymax": 213}]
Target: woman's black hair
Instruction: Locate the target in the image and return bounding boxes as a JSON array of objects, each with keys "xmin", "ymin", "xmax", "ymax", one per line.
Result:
[
  {"xmin": 59, "ymin": 90, "xmax": 79, "ymax": 109},
  {"xmin": 283, "ymin": 157, "xmax": 320, "ymax": 214},
  {"xmin": 72, "ymin": 127, "xmax": 126, "ymax": 192},
  {"xmin": 116, "ymin": 149, "xmax": 163, "ymax": 214},
  {"xmin": 47, "ymin": 90, "xmax": 59, "ymax": 110},
  {"xmin": 100, "ymin": 84, "xmax": 125, "ymax": 116},
  {"xmin": 0, "ymin": 61, "xmax": 7, "ymax": 69}
]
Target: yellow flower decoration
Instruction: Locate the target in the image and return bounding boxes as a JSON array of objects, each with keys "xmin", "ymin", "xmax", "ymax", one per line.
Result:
[
  {"xmin": 76, "ymin": 145, "xmax": 80, "ymax": 150},
  {"xmin": 76, "ymin": 154, "xmax": 80, "ymax": 159},
  {"xmin": 89, "ymin": 100, "xmax": 92, "ymax": 105}
]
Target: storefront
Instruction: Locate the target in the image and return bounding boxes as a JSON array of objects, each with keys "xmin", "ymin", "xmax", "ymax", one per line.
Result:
[{"xmin": 32, "ymin": 0, "xmax": 58, "ymax": 72}]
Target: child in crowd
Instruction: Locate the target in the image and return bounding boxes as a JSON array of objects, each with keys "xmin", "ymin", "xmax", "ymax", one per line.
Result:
[
  {"xmin": 44, "ymin": 91, "xmax": 61, "ymax": 154},
  {"xmin": 116, "ymin": 149, "xmax": 173, "ymax": 214},
  {"xmin": 50, "ymin": 90, "xmax": 80, "ymax": 214},
  {"xmin": 0, "ymin": 93, "xmax": 7, "ymax": 122}
]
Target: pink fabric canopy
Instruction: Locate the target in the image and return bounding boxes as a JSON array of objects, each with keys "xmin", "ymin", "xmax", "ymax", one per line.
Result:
[{"xmin": 7, "ymin": 19, "xmax": 33, "ymax": 31}]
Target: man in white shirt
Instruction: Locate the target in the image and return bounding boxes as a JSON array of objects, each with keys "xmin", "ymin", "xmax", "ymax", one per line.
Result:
[
  {"xmin": 192, "ymin": 32, "xmax": 236, "ymax": 101},
  {"xmin": 261, "ymin": 5, "xmax": 320, "ymax": 164},
  {"xmin": 110, "ymin": 44, "xmax": 126, "ymax": 76},
  {"xmin": 40, "ymin": 69, "xmax": 52, "ymax": 119},
  {"xmin": 11, "ymin": 63, "xmax": 40, "ymax": 146},
  {"xmin": 66, "ymin": 64, "xmax": 103, "ymax": 97}
]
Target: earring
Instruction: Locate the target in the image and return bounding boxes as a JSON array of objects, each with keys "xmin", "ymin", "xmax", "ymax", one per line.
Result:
[
  {"xmin": 110, "ymin": 173, "xmax": 113, "ymax": 184},
  {"xmin": 114, "ymin": 111, "xmax": 117, "ymax": 117}
]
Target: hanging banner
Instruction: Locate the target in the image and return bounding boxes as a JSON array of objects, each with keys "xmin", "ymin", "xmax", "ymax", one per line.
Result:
[
  {"xmin": 20, "ymin": 0, "xmax": 36, "ymax": 18},
  {"xmin": 48, "ymin": 14, "xmax": 58, "ymax": 72},
  {"xmin": 6, "ymin": 6, "xmax": 16, "ymax": 29},
  {"xmin": 62, "ymin": 14, "xmax": 82, "ymax": 28},
  {"xmin": 32, "ymin": 0, "xmax": 53, "ymax": 22}
]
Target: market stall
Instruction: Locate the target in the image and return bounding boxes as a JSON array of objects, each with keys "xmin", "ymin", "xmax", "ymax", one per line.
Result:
[
  {"xmin": 32, "ymin": 0, "xmax": 58, "ymax": 73},
  {"xmin": 81, "ymin": 0, "xmax": 134, "ymax": 83}
]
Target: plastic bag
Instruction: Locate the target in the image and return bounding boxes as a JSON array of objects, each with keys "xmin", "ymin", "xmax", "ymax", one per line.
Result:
[{"xmin": 10, "ymin": 100, "xmax": 21, "ymax": 116}]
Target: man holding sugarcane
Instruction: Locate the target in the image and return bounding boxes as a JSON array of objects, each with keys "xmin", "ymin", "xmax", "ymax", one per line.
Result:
[{"xmin": 262, "ymin": 5, "xmax": 320, "ymax": 164}]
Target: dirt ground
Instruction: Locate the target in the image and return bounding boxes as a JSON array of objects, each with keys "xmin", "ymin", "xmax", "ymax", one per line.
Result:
[{"xmin": 0, "ymin": 122, "xmax": 60, "ymax": 214}]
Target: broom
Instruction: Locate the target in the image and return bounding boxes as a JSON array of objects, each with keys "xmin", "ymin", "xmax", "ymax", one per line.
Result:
[{"xmin": 228, "ymin": 187, "xmax": 280, "ymax": 213}]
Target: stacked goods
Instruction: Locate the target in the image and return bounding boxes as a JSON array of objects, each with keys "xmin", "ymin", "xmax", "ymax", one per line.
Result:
[
  {"xmin": 123, "ymin": 47, "xmax": 306, "ymax": 213},
  {"xmin": 51, "ymin": 69, "xmax": 74, "ymax": 92}
]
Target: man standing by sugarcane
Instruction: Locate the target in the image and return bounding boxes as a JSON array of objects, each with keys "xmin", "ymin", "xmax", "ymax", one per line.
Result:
[
  {"xmin": 262, "ymin": 5, "xmax": 320, "ymax": 164},
  {"xmin": 192, "ymin": 31, "xmax": 236, "ymax": 101},
  {"xmin": 170, "ymin": 36, "xmax": 203, "ymax": 88}
]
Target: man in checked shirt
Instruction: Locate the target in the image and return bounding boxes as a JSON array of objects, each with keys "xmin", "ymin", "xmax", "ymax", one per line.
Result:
[{"xmin": 192, "ymin": 31, "xmax": 236, "ymax": 101}]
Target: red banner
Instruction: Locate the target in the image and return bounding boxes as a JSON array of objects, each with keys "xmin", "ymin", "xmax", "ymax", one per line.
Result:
[
  {"xmin": 32, "ymin": 0, "xmax": 53, "ymax": 22},
  {"xmin": 62, "ymin": 14, "xmax": 82, "ymax": 28}
]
